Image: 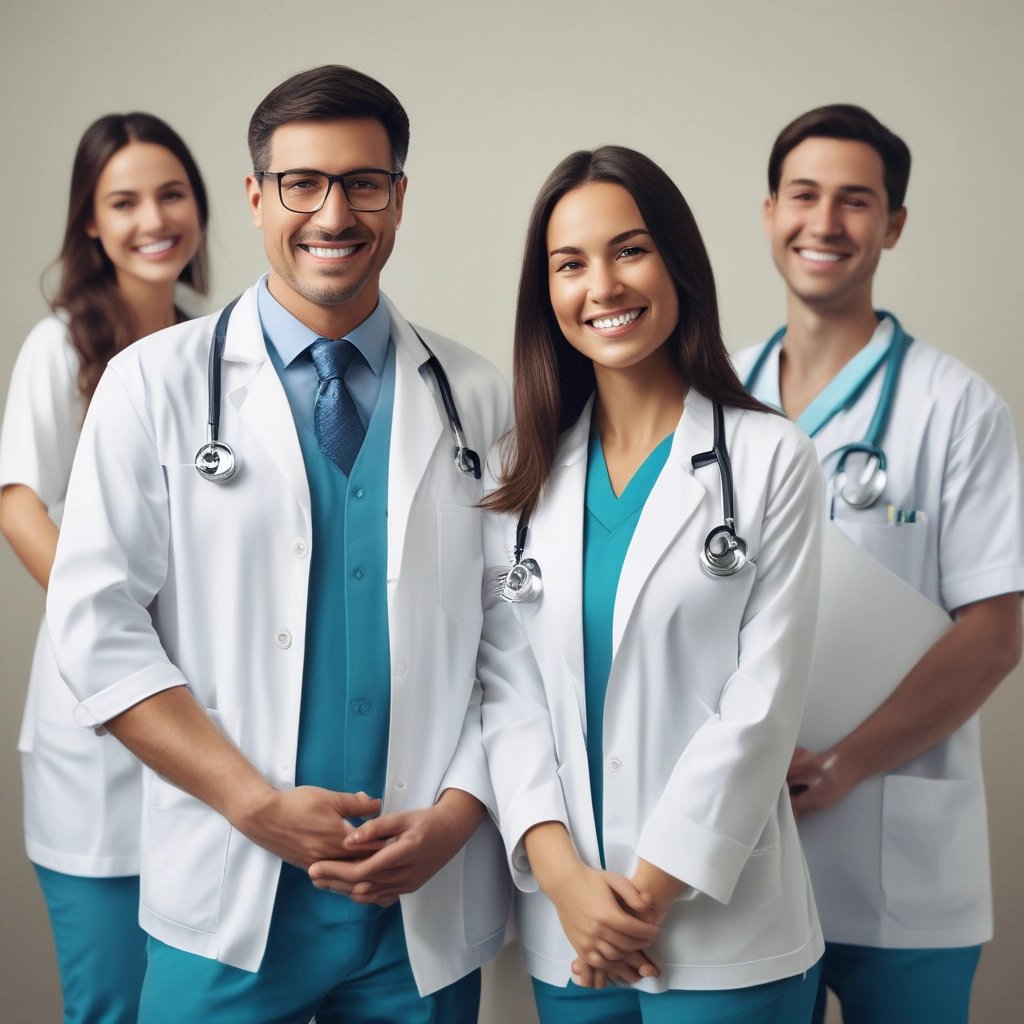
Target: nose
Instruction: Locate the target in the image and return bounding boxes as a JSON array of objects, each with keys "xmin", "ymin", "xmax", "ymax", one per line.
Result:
[
  {"xmin": 589, "ymin": 260, "xmax": 625, "ymax": 303},
  {"xmin": 138, "ymin": 198, "xmax": 168, "ymax": 234},
  {"xmin": 810, "ymin": 199, "xmax": 843, "ymax": 238},
  {"xmin": 311, "ymin": 180, "xmax": 359, "ymax": 233}
]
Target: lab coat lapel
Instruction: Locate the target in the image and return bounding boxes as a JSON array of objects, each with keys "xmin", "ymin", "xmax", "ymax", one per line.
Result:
[
  {"xmin": 385, "ymin": 301, "xmax": 444, "ymax": 580},
  {"xmin": 222, "ymin": 287, "xmax": 311, "ymax": 515},
  {"xmin": 611, "ymin": 390, "xmax": 714, "ymax": 653},
  {"xmin": 535, "ymin": 402, "xmax": 592, "ymax": 733}
]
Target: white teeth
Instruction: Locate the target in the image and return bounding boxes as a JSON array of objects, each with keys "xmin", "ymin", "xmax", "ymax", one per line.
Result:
[
  {"xmin": 799, "ymin": 249, "xmax": 844, "ymax": 263},
  {"xmin": 591, "ymin": 309, "xmax": 642, "ymax": 329},
  {"xmin": 305, "ymin": 244, "xmax": 358, "ymax": 258},
  {"xmin": 136, "ymin": 238, "xmax": 175, "ymax": 255}
]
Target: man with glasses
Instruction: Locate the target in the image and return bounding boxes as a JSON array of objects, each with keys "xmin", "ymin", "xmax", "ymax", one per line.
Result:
[{"xmin": 47, "ymin": 65, "xmax": 511, "ymax": 1023}]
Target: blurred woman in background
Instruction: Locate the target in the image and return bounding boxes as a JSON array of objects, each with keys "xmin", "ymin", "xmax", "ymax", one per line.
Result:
[{"xmin": 0, "ymin": 111, "xmax": 209, "ymax": 1024}]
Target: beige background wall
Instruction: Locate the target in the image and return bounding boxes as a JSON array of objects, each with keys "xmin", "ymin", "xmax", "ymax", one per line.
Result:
[{"xmin": 2, "ymin": 1, "xmax": 1021, "ymax": 1020}]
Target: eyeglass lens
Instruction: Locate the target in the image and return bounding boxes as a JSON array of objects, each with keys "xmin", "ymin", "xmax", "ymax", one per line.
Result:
[{"xmin": 277, "ymin": 171, "xmax": 393, "ymax": 213}]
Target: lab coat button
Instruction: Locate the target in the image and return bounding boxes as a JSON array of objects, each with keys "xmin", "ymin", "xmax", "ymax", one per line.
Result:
[
  {"xmin": 608, "ymin": 757, "xmax": 622, "ymax": 772},
  {"xmin": 395, "ymin": 781, "xmax": 405, "ymax": 790},
  {"xmin": 351, "ymin": 700, "xmax": 371, "ymax": 715},
  {"xmin": 395, "ymin": 661, "xmax": 408, "ymax": 676},
  {"xmin": 353, "ymin": 568, "xmax": 365, "ymax": 580},
  {"xmin": 291, "ymin": 539, "xmax": 308, "ymax": 557},
  {"xmin": 274, "ymin": 629, "xmax": 292, "ymax": 649},
  {"xmin": 354, "ymin": 487, "xmax": 366, "ymax": 499}
]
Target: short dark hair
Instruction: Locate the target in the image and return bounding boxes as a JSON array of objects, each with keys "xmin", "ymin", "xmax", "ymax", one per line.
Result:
[
  {"xmin": 485, "ymin": 145, "xmax": 767, "ymax": 518},
  {"xmin": 248, "ymin": 65, "xmax": 410, "ymax": 174},
  {"xmin": 767, "ymin": 104, "xmax": 911, "ymax": 210}
]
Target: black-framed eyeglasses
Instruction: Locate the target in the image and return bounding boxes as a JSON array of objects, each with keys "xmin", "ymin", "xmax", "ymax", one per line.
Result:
[{"xmin": 256, "ymin": 167, "xmax": 403, "ymax": 214}]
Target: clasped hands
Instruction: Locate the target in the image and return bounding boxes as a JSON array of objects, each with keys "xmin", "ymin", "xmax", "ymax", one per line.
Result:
[
  {"xmin": 236, "ymin": 785, "xmax": 481, "ymax": 907},
  {"xmin": 526, "ymin": 823, "xmax": 687, "ymax": 990}
]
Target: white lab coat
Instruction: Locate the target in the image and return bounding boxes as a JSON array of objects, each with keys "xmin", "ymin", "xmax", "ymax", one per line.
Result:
[
  {"xmin": 478, "ymin": 391, "xmax": 825, "ymax": 991},
  {"xmin": 0, "ymin": 314, "xmax": 141, "ymax": 875},
  {"xmin": 734, "ymin": 327, "xmax": 1024, "ymax": 948},
  {"xmin": 46, "ymin": 283, "xmax": 512, "ymax": 993}
]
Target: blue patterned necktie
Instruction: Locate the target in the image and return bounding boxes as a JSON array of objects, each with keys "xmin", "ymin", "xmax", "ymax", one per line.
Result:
[{"xmin": 310, "ymin": 338, "xmax": 365, "ymax": 475}]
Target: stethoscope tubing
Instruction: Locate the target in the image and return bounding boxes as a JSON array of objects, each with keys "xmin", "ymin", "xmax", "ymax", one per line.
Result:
[
  {"xmin": 744, "ymin": 313, "xmax": 913, "ymax": 510},
  {"xmin": 196, "ymin": 296, "xmax": 481, "ymax": 484},
  {"xmin": 498, "ymin": 398, "xmax": 747, "ymax": 602}
]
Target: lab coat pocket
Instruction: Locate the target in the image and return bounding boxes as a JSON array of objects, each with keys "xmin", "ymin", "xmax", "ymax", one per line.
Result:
[
  {"xmin": 141, "ymin": 707, "xmax": 242, "ymax": 934},
  {"xmin": 437, "ymin": 503, "xmax": 484, "ymax": 624},
  {"xmin": 461, "ymin": 817, "xmax": 511, "ymax": 947},
  {"xmin": 833, "ymin": 519, "xmax": 928, "ymax": 591},
  {"xmin": 881, "ymin": 775, "xmax": 988, "ymax": 929}
]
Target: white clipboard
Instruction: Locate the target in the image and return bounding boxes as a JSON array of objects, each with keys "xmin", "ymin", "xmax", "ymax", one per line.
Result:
[{"xmin": 798, "ymin": 522, "xmax": 952, "ymax": 750}]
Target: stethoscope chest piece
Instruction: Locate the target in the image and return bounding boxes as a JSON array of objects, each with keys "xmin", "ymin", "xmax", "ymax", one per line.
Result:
[
  {"xmin": 832, "ymin": 448, "xmax": 887, "ymax": 509},
  {"xmin": 700, "ymin": 524, "xmax": 747, "ymax": 578},
  {"xmin": 498, "ymin": 558, "xmax": 543, "ymax": 603},
  {"xmin": 496, "ymin": 518, "xmax": 542, "ymax": 603},
  {"xmin": 194, "ymin": 439, "xmax": 237, "ymax": 483}
]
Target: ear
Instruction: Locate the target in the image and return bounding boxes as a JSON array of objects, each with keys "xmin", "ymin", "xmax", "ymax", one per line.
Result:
[
  {"xmin": 86, "ymin": 218, "xmax": 99, "ymax": 239},
  {"xmin": 884, "ymin": 206, "xmax": 907, "ymax": 249},
  {"xmin": 761, "ymin": 194, "xmax": 776, "ymax": 239},
  {"xmin": 245, "ymin": 173, "xmax": 264, "ymax": 228},
  {"xmin": 393, "ymin": 174, "xmax": 408, "ymax": 229}
]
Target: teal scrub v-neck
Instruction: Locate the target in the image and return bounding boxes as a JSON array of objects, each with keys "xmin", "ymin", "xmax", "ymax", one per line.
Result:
[{"xmin": 582, "ymin": 430, "xmax": 673, "ymax": 865}]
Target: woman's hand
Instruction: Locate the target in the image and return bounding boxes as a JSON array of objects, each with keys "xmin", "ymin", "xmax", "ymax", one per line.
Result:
[
  {"xmin": 524, "ymin": 823, "xmax": 661, "ymax": 986},
  {"xmin": 630, "ymin": 858, "xmax": 690, "ymax": 922}
]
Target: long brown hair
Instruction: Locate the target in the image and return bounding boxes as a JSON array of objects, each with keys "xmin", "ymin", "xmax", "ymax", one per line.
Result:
[
  {"xmin": 486, "ymin": 145, "xmax": 768, "ymax": 518},
  {"xmin": 51, "ymin": 113, "xmax": 210, "ymax": 404}
]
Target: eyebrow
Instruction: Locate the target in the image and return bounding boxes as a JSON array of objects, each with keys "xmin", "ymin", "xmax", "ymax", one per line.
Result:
[
  {"xmin": 783, "ymin": 178, "xmax": 880, "ymax": 199},
  {"xmin": 548, "ymin": 227, "xmax": 651, "ymax": 258},
  {"xmin": 102, "ymin": 179, "xmax": 189, "ymax": 200},
  {"xmin": 271, "ymin": 166, "xmax": 392, "ymax": 176}
]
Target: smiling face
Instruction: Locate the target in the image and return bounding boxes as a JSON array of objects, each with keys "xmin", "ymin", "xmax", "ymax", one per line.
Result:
[
  {"xmin": 87, "ymin": 141, "xmax": 202, "ymax": 295},
  {"xmin": 246, "ymin": 117, "xmax": 406, "ymax": 337},
  {"xmin": 763, "ymin": 137, "xmax": 906, "ymax": 317},
  {"xmin": 546, "ymin": 181, "xmax": 679, "ymax": 377}
]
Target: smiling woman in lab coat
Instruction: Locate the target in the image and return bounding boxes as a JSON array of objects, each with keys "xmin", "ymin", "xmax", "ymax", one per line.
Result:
[{"xmin": 478, "ymin": 146, "xmax": 825, "ymax": 1024}]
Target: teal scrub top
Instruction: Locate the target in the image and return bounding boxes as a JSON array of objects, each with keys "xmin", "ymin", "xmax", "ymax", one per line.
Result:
[{"xmin": 582, "ymin": 429, "xmax": 673, "ymax": 865}]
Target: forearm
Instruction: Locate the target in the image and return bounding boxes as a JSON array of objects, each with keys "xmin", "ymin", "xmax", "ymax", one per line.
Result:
[
  {"xmin": 435, "ymin": 787, "xmax": 486, "ymax": 841},
  {"xmin": 631, "ymin": 859, "xmax": 689, "ymax": 917},
  {"xmin": 0, "ymin": 484, "xmax": 59, "ymax": 590},
  {"xmin": 523, "ymin": 820, "xmax": 580, "ymax": 892},
  {"xmin": 829, "ymin": 593, "xmax": 1022, "ymax": 785},
  {"xmin": 105, "ymin": 686, "xmax": 272, "ymax": 827}
]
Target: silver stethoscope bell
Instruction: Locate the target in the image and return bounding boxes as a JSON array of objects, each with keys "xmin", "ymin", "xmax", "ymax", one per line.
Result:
[
  {"xmin": 833, "ymin": 454, "xmax": 887, "ymax": 509},
  {"xmin": 700, "ymin": 524, "xmax": 747, "ymax": 578},
  {"xmin": 194, "ymin": 439, "xmax": 237, "ymax": 483},
  {"xmin": 498, "ymin": 558, "xmax": 543, "ymax": 603}
]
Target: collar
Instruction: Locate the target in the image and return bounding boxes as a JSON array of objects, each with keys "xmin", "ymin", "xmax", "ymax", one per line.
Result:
[{"xmin": 257, "ymin": 275, "xmax": 390, "ymax": 376}]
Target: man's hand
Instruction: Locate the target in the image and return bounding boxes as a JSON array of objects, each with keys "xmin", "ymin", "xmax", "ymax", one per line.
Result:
[
  {"xmin": 234, "ymin": 787, "xmax": 382, "ymax": 869},
  {"xmin": 787, "ymin": 746, "xmax": 857, "ymax": 819},
  {"xmin": 307, "ymin": 789, "xmax": 485, "ymax": 905}
]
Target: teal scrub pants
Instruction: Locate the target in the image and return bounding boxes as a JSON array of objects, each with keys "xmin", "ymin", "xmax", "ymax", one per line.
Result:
[
  {"xmin": 532, "ymin": 963, "xmax": 821, "ymax": 1024},
  {"xmin": 810, "ymin": 942, "xmax": 982, "ymax": 1024},
  {"xmin": 136, "ymin": 864, "xmax": 479, "ymax": 1024},
  {"xmin": 33, "ymin": 865, "xmax": 147, "ymax": 1024}
]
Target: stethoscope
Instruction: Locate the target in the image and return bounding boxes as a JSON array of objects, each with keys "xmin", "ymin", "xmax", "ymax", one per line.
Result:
[
  {"xmin": 195, "ymin": 297, "xmax": 481, "ymax": 484},
  {"xmin": 743, "ymin": 313, "xmax": 912, "ymax": 510},
  {"xmin": 496, "ymin": 399, "xmax": 748, "ymax": 603}
]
